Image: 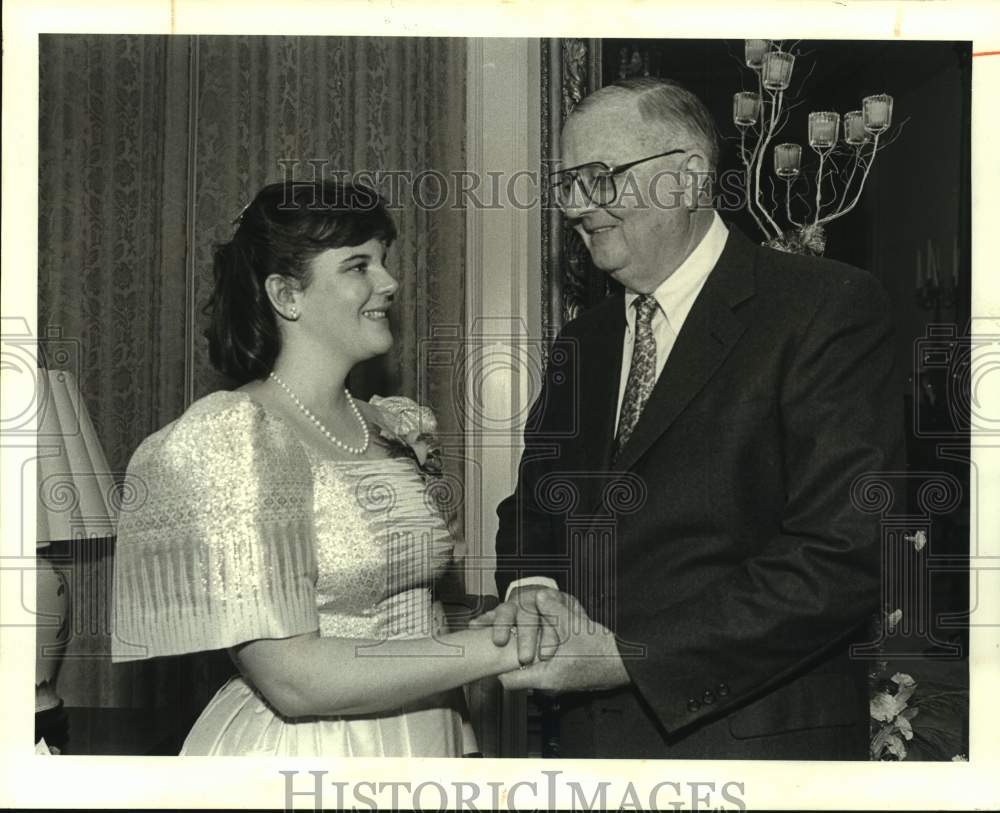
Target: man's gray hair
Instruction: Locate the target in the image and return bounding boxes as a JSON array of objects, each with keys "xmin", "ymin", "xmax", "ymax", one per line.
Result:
[{"xmin": 576, "ymin": 77, "xmax": 720, "ymax": 171}]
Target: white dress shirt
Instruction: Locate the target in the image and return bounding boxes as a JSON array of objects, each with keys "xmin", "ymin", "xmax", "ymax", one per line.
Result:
[{"xmin": 506, "ymin": 212, "xmax": 730, "ymax": 600}]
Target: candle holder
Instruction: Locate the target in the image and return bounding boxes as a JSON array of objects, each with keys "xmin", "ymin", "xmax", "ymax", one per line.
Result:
[
  {"xmin": 844, "ymin": 110, "xmax": 869, "ymax": 146},
  {"xmin": 761, "ymin": 51, "xmax": 794, "ymax": 91},
  {"xmin": 745, "ymin": 39, "xmax": 768, "ymax": 69},
  {"xmin": 774, "ymin": 143, "xmax": 802, "ymax": 179},
  {"xmin": 808, "ymin": 112, "xmax": 840, "ymax": 151},
  {"xmin": 733, "ymin": 92, "xmax": 761, "ymax": 127},
  {"xmin": 864, "ymin": 94, "xmax": 894, "ymax": 135}
]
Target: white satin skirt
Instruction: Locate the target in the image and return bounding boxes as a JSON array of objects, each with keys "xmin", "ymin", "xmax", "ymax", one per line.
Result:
[{"xmin": 180, "ymin": 676, "xmax": 473, "ymax": 756}]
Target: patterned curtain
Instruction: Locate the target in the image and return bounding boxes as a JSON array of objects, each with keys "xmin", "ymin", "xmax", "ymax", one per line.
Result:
[{"xmin": 38, "ymin": 34, "xmax": 467, "ymax": 717}]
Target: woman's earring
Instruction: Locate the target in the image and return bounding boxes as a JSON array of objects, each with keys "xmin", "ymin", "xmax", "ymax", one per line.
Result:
[{"xmin": 288, "ymin": 306, "xmax": 299, "ymax": 320}]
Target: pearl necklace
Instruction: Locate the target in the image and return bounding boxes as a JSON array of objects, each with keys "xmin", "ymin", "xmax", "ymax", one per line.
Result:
[{"xmin": 268, "ymin": 371, "xmax": 370, "ymax": 455}]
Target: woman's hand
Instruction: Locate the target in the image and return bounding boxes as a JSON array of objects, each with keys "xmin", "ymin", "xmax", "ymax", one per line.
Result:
[
  {"xmin": 469, "ymin": 586, "xmax": 564, "ymax": 666},
  {"xmin": 494, "ymin": 590, "xmax": 631, "ymax": 693}
]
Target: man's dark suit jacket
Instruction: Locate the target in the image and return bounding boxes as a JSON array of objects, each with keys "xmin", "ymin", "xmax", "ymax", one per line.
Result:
[{"xmin": 495, "ymin": 224, "xmax": 902, "ymax": 759}]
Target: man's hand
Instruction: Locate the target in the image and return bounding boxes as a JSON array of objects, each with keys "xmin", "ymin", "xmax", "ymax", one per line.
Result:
[
  {"xmin": 471, "ymin": 586, "xmax": 563, "ymax": 665},
  {"xmin": 497, "ymin": 589, "xmax": 631, "ymax": 692}
]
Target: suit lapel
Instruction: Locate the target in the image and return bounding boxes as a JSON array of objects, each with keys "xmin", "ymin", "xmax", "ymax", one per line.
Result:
[
  {"xmin": 610, "ymin": 226, "xmax": 758, "ymax": 475},
  {"xmin": 575, "ymin": 294, "xmax": 625, "ymax": 477}
]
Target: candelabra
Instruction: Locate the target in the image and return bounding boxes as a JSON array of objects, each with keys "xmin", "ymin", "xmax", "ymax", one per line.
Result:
[
  {"xmin": 914, "ymin": 239, "xmax": 959, "ymax": 320},
  {"xmin": 734, "ymin": 40, "xmax": 901, "ymax": 255}
]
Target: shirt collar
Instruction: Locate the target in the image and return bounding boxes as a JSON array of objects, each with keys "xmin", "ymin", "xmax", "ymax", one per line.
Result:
[{"xmin": 624, "ymin": 211, "xmax": 729, "ymax": 333}]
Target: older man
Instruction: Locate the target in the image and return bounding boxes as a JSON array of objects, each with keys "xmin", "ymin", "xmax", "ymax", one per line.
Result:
[{"xmin": 490, "ymin": 78, "xmax": 901, "ymax": 759}]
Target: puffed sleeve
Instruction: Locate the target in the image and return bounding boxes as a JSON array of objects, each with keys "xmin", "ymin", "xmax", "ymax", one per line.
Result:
[{"xmin": 111, "ymin": 392, "xmax": 318, "ymax": 662}]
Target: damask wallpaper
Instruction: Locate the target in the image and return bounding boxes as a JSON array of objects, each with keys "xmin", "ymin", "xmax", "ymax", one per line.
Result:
[{"xmin": 37, "ymin": 34, "xmax": 467, "ymax": 711}]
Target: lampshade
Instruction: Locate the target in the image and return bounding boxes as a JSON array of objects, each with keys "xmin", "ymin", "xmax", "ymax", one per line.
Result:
[{"xmin": 36, "ymin": 370, "xmax": 117, "ymax": 546}]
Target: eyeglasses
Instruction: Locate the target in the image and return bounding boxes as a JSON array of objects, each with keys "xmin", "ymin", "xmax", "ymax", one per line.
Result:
[{"xmin": 549, "ymin": 148, "xmax": 687, "ymax": 210}]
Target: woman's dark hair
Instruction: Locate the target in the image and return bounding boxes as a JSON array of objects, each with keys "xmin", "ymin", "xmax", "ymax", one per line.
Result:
[{"xmin": 204, "ymin": 180, "xmax": 397, "ymax": 383}]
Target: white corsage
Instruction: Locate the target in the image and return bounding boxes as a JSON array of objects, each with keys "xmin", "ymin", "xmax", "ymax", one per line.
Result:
[{"xmin": 369, "ymin": 395, "xmax": 442, "ymax": 475}]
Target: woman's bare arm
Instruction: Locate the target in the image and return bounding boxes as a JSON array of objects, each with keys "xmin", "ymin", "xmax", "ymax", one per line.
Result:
[{"xmin": 230, "ymin": 626, "xmax": 520, "ymax": 718}]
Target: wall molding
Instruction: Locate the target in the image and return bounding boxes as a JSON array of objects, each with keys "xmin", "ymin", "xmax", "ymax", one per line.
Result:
[
  {"xmin": 463, "ymin": 38, "xmax": 541, "ymax": 598},
  {"xmin": 464, "ymin": 37, "xmax": 541, "ymax": 758}
]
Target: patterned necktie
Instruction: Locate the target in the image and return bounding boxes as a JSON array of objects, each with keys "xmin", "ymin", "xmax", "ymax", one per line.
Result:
[{"xmin": 614, "ymin": 294, "xmax": 659, "ymax": 459}]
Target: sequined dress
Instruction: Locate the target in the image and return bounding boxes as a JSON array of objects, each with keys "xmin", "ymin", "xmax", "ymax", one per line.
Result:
[{"xmin": 111, "ymin": 391, "xmax": 473, "ymax": 756}]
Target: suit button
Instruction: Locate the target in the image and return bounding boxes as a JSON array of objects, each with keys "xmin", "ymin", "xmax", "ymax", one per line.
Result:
[
  {"xmin": 702, "ymin": 690, "xmax": 716, "ymax": 705},
  {"xmin": 717, "ymin": 683, "xmax": 730, "ymax": 697},
  {"xmin": 687, "ymin": 698, "xmax": 701, "ymax": 712}
]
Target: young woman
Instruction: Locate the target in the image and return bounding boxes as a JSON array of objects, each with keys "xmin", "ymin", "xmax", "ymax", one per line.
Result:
[{"xmin": 111, "ymin": 181, "xmax": 523, "ymax": 756}]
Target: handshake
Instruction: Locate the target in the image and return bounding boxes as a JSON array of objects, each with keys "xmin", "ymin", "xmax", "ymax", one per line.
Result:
[{"xmin": 470, "ymin": 586, "xmax": 631, "ymax": 692}]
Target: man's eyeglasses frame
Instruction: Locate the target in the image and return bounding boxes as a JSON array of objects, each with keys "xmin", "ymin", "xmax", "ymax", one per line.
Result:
[{"xmin": 549, "ymin": 148, "xmax": 687, "ymax": 210}]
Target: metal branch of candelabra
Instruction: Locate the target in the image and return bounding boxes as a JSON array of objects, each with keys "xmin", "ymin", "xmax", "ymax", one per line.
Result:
[{"xmin": 734, "ymin": 39, "xmax": 902, "ymax": 256}]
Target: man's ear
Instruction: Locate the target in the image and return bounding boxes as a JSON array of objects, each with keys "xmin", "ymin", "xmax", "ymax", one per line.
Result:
[
  {"xmin": 264, "ymin": 274, "xmax": 301, "ymax": 321},
  {"xmin": 682, "ymin": 152, "xmax": 712, "ymax": 211}
]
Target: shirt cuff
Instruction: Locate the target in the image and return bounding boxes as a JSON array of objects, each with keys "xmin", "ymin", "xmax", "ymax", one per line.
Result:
[{"xmin": 504, "ymin": 576, "xmax": 559, "ymax": 601}]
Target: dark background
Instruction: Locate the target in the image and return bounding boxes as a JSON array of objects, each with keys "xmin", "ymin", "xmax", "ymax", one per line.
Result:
[{"xmin": 601, "ymin": 39, "xmax": 971, "ymax": 328}]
